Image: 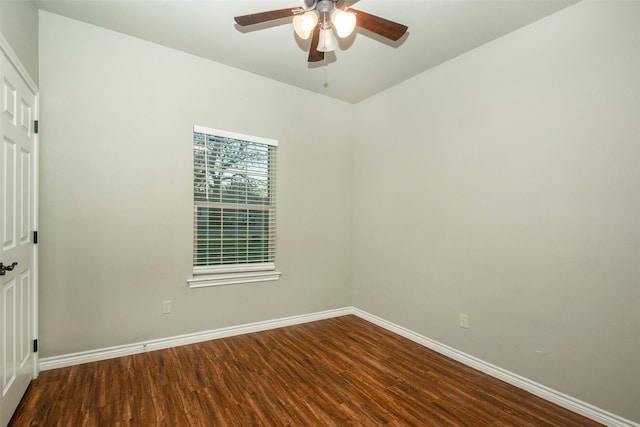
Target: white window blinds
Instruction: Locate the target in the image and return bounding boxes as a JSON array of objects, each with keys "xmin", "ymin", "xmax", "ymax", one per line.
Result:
[{"xmin": 193, "ymin": 126, "xmax": 277, "ymax": 276}]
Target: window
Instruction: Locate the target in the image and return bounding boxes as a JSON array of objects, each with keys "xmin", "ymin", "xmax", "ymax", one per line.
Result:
[{"xmin": 188, "ymin": 125, "xmax": 280, "ymax": 288}]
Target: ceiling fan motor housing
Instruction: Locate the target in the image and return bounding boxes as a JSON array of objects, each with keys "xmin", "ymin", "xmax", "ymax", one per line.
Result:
[{"xmin": 304, "ymin": 0, "xmax": 346, "ymax": 11}]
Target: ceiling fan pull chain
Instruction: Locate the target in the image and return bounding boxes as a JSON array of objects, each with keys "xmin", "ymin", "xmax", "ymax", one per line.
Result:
[{"xmin": 323, "ymin": 62, "xmax": 329, "ymax": 88}]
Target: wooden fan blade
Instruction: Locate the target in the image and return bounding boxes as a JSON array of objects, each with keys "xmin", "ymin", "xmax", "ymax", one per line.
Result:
[
  {"xmin": 234, "ymin": 8, "xmax": 302, "ymax": 26},
  {"xmin": 349, "ymin": 8, "xmax": 408, "ymax": 41},
  {"xmin": 308, "ymin": 25, "xmax": 324, "ymax": 62}
]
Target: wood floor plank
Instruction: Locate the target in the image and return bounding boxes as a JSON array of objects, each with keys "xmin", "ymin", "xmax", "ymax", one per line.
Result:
[{"xmin": 9, "ymin": 315, "xmax": 603, "ymax": 426}]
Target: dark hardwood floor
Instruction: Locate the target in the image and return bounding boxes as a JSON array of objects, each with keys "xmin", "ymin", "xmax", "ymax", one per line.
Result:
[{"xmin": 10, "ymin": 315, "xmax": 602, "ymax": 426}]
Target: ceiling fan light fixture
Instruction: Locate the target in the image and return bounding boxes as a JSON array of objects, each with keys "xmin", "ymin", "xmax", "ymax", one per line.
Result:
[
  {"xmin": 331, "ymin": 9, "xmax": 356, "ymax": 38},
  {"xmin": 317, "ymin": 26, "xmax": 338, "ymax": 52},
  {"xmin": 292, "ymin": 11, "xmax": 319, "ymax": 40},
  {"xmin": 234, "ymin": 2, "xmax": 408, "ymax": 64}
]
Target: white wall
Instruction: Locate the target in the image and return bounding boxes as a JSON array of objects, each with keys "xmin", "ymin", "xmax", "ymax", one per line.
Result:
[
  {"xmin": 38, "ymin": 11, "xmax": 352, "ymax": 356},
  {"xmin": 0, "ymin": 0, "xmax": 38, "ymax": 84},
  {"xmin": 352, "ymin": 1, "xmax": 639, "ymax": 423}
]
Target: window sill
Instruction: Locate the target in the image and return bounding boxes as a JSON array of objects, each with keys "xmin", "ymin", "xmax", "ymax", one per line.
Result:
[{"xmin": 188, "ymin": 270, "xmax": 282, "ymax": 289}]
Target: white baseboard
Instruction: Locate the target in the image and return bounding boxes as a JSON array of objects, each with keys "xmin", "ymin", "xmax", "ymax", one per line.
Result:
[
  {"xmin": 40, "ymin": 306, "xmax": 638, "ymax": 427},
  {"xmin": 350, "ymin": 308, "xmax": 639, "ymax": 427},
  {"xmin": 39, "ymin": 307, "xmax": 351, "ymax": 371}
]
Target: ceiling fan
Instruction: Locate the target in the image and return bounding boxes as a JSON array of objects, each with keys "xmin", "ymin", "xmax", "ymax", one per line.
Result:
[{"xmin": 234, "ymin": 0, "xmax": 408, "ymax": 63}]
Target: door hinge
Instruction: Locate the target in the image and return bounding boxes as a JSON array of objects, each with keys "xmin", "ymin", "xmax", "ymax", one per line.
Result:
[
  {"xmin": 34, "ymin": 120, "xmax": 39, "ymax": 134},
  {"xmin": 33, "ymin": 339, "xmax": 38, "ymax": 353},
  {"xmin": 33, "ymin": 230, "xmax": 38, "ymax": 244}
]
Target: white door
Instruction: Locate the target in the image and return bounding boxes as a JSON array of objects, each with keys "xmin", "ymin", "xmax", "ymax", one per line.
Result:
[{"xmin": 0, "ymin": 47, "xmax": 38, "ymax": 427}]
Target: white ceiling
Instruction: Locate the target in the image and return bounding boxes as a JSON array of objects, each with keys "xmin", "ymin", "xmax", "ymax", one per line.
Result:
[{"xmin": 35, "ymin": 0, "xmax": 579, "ymax": 103}]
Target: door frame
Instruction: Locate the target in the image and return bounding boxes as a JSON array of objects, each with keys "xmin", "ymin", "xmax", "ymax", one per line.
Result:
[{"xmin": 0, "ymin": 31, "xmax": 39, "ymax": 381}]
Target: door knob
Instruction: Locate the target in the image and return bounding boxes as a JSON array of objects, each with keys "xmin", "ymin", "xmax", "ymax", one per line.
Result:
[{"xmin": 0, "ymin": 262, "xmax": 18, "ymax": 275}]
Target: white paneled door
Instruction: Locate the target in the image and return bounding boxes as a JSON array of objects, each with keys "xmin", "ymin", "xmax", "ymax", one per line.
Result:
[{"xmin": 0, "ymin": 46, "xmax": 38, "ymax": 427}]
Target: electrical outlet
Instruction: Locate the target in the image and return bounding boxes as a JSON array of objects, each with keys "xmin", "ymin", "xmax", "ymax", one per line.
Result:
[
  {"xmin": 459, "ymin": 313, "xmax": 469, "ymax": 329},
  {"xmin": 162, "ymin": 300, "xmax": 171, "ymax": 314}
]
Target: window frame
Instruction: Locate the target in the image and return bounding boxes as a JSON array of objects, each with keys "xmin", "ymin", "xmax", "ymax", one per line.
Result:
[{"xmin": 188, "ymin": 125, "xmax": 281, "ymax": 288}]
